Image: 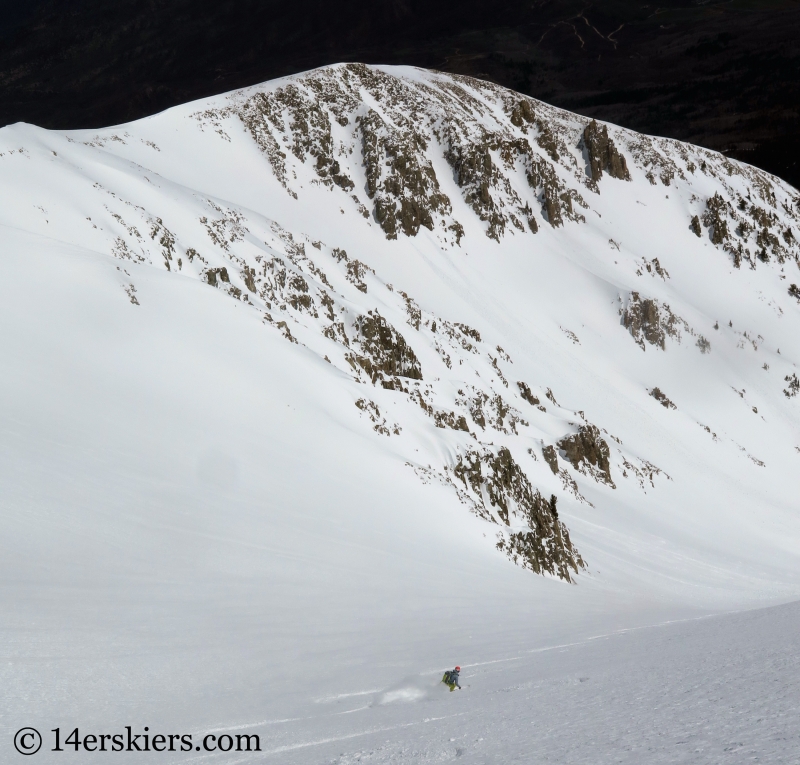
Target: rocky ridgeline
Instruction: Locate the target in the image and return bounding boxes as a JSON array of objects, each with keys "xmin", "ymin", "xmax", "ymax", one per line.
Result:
[
  {"xmin": 199, "ymin": 64, "xmax": 800, "ymax": 269},
  {"xmin": 71, "ymin": 64, "xmax": 800, "ymax": 580},
  {"xmin": 190, "ymin": 63, "xmax": 800, "ymax": 328},
  {"xmin": 197, "ymin": 63, "xmax": 606, "ymax": 242}
]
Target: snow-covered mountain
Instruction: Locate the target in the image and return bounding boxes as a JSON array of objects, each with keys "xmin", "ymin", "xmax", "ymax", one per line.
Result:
[{"xmin": 2, "ymin": 64, "xmax": 800, "ymax": 761}]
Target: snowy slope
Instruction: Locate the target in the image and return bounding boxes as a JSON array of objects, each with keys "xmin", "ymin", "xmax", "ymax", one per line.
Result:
[
  {"xmin": 1, "ymin": 64, "xmax": 799, "ymax": 762},
  {"xmin": 252, "ymin": 600, "xmax": 800, "ymax": 764}
]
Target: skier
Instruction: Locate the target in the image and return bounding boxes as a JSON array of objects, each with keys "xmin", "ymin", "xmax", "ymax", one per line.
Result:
[{"xmin": 442, "ymin": 666, "xmax": 462, "ymax": 692}]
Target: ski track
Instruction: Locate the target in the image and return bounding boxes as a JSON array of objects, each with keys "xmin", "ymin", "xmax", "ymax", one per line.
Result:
[{"xmin": 166, "ymin": 603, "xmax": 799, "ymax": 764}]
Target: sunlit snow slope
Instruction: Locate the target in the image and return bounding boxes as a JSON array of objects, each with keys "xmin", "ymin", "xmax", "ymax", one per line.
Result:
[{"xmin": 2, "ymin": 64, "xmax": 799, "ymax": 762}]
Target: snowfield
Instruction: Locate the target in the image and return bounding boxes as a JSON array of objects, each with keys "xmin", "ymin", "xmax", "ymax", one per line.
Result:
[
  {"xmin": 259, "ymin": 601, "xmax": 800, "ymax": 764},
  {"xmin": 1, "ymin": 63, "xmax": 799, "ymax": 762}
]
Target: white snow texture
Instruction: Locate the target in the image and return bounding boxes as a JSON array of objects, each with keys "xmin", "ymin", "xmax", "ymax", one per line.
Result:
[{"xmin": 1, "ymin": 64, "xmax": 799, "ymax": 763}]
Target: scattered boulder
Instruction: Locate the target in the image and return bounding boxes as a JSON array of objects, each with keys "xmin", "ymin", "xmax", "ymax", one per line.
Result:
[
  {"xmin": 454, "ymin": 323, "xmax": 481, "ymax": 343},
  {"xmin": 623, "ymin": 293, "xmax": 665, "ymax": 349},
  {"xmin": 649, "ymin": 387, "xmax": 677, "ymax": 410},
  {"xmin": 622, "ymin": 292, "xmax": 689, "ymax": 351},
  {"xmin": 557, "ymin": 424, "xmax": 614, "ymax": 487},
  {"xmin": 350, "ymin": 311, "xmax": 422, "ymax": 382},
  {"xmin": 355, "ymin": 398, "xmax": 401, "ymax": 436},
  {"xmin": 205, "ymin": 267, "xmax": 230, "ymax": 286},
  {"xmin": 543, "ymin": 181, "xmax": 564, "ymax": 228},
  {"xmin": 583, "ymin": 120, "xmax": 631, "ymax": 182},
  {"xmin": 517, "ymin": 381, "xmax": 540, "ymax": 406},
  {"xmin": 542, "ymin": 445, "xmax": 559, "ymax": 474},
  {"xmin": 446, "ymin": 140, "xmax": 506, "ymax": 241},
  {"xmin": 243, "ymin": 265, "xmax": 256, "ymax": 292},
  {"xmin": 703, "ymin": 193, "xmax": 730, "ymax": 246},
  {"xmin": 345, "ymin": 259, "xmax": 373, "ymax": 293},
  {"xmin": 433, "ymin": 410, "xmax": 470, "ymax": 431},
  {"xmin": 535, "ymin": 123, "xmax": 560, "ymax": 162},
  {"xmin": 509, "ymin": 99, "xmax": 535, "ymax": 127}
]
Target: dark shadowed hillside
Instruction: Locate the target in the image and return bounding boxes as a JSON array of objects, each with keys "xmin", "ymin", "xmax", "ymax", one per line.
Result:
[{"xmin": 0, "ymin": 0, "xmax": 798, "ymax": 187}]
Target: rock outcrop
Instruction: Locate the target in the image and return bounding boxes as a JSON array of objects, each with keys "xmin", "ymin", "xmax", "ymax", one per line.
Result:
[
  {"xmin": 583, "ymin": 120, "xmax": 631, "ymax": 182},
  {"xmin": 558, "ymin": 425, "xmax": 615, "ymax": 487},
  {"xmin": 452, "ymin": 447, "xmax": 585, "ymax": 582}
]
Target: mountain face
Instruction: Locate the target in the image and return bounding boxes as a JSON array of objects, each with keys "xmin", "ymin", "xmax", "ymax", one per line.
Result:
[
  {"xmin": 2, "ymin": 64, "xmax": 800, "ymax": 748},
  {"xmin": 0, "ymin": 64, "xmax": 800, "ymax": 581},
  {"xmin": 3, "ymin": 63, "xmax": 800, "ymax": 583}
]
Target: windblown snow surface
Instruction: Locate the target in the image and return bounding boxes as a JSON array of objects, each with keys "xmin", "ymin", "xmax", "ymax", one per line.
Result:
[{"xmin": 2, "ymin": 64, "xmax": 800, "ymax": 763}]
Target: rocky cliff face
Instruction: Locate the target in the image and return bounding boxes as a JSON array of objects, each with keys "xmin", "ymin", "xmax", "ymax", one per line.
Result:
[
  {"xmin": 2, "ymin": 63, "xmax": 799, "ymax": 583},
  {"xmin": 198, "ymin": 64, "xmax": 800, "ymax": 265}
]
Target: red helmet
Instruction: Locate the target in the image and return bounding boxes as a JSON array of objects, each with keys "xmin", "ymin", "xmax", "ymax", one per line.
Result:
[{"xmin": 455, "ymin": 666, "xmax": 461, "ymax": 671}]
